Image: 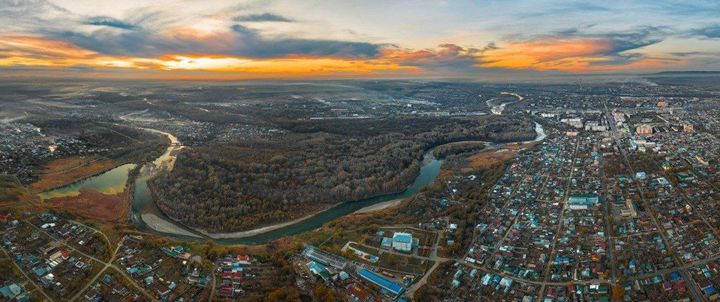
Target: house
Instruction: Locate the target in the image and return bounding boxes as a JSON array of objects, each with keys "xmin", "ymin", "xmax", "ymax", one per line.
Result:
[
  {"xmin": 156, "ymin": 285, "xmax": 171, "ymax": 297},
  {"xmin": 112, "ymin": 284, "xmax": 129, "ymax": 296},
  {"xmin": 219, "ymin": 285, "xmax": 234, "ymax": 298},
  {"xmin": 346, "ymin": 283, "xmax": 373, "ymax": 302},
  {"xmin": 0, "ymin": 283, "xmax": 22, "ymax": 300},
  {"xmin": 235, "ymin": 255, "xmax": 251, "ymax": 265},
  {"xmin": 84, "ymin": 290, "xmax": 102, "ymax": 302},
  {"xmin": 101, "ymin": 274, "xmax": 113, "ymax": 286},
  {"xmin": 187, "ymin": 267, "xmax": 201, "ymax": 284}
]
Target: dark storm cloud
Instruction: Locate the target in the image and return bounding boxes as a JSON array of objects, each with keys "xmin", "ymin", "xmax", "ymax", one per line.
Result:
[
  {"xmin": 85, "ymin": 16, "xmax": 136, "ymax": 30},
  {"xmin": 44, "ymin": 20, "xmax": 381, "ymax": 59},
  {"xmin": 229, "ymin": 24, "xmax": 379, "ymax": 58}
]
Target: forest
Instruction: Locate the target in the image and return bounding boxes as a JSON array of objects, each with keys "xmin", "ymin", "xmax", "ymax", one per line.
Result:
[{"xmin": 151, "ymin": 114, "xmax": 536, "ymax": 232}]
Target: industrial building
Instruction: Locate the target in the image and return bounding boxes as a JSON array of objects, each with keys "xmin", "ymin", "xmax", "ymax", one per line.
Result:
[{"xmin": 357, "ymin": 268, "xmax": 404, "ymax": 298}]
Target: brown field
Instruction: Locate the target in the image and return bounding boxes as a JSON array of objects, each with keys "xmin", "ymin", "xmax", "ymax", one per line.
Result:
[
  {"xmin": 468, "ymin": 144, "xmax": 526, "ymax": 170},
  {"xmin": 44, "ymin": 188, "xmax": 129, "ymax": 221},
  {"xmin": 31, "ymin": 156, "xmax": 117, "ymax": 191},
  {"xmin": 0, "ymin": 174, "xmax": 28, "ymax": 203}
]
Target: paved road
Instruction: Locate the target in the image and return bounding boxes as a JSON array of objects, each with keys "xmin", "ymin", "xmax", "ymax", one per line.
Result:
[
  {"xmin": 537, "ymin": 138, "xmax": 580, "ymax": 299},
  {"xmin": 68, "ymin": 238, "xmax": 125, "ymax": 302},
  {"xmin": 406, "ymin": 229, "xmax": 448, "ymax": 297}
]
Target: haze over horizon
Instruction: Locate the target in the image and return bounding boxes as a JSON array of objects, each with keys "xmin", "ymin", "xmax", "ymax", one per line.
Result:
[{"xmin": 3, "ymin": 0, "xmax": 720, "ymax": 80}]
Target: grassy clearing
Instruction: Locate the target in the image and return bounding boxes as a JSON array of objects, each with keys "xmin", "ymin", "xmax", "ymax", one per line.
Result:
[
  {"xmin": 374, "ymin": 252, "xmax": 434, "ymax": 275},
  {"xmin": 43, "ymin": 189, "xmax": 129, "ymax": 222},
  {"xmin": 31, "ymin": 157, "xmax": 117, "ymax": 192}
]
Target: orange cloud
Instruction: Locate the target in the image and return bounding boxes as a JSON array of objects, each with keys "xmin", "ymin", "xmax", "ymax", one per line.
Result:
[
  {"xmin": 478, "ymin": 38, "xmax": 682, "ymax": 72},
  {"xmin": 0, "ymin": 36, "xmax": 102, "ymax": 67},
  {"xmin": 0, "ymin": 35, "xmax": 418, "ymax": 77},
  {"xmin": 0, "ymin": 35, "xmax": 687, "ymax": 77},
  {"xmin": 480, "ymin": 39, "xmax": 611, "ymax": 70},
  {"xmin": 0, "ymin": 36, "xmax": 98, "ymax": 59}
]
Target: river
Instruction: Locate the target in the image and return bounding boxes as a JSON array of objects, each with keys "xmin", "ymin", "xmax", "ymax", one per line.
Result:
[
  {"xmin": 486, "ymin": 92, "xmax": 524, "ymax": 115},
  {"xmin": 40, "ymin": 122, "xmax": 545, "ymax": 245}
]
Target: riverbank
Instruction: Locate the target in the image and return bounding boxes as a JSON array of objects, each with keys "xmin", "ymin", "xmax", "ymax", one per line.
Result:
[
  {"xmin": 195, "ymin": 204, "xmax": 332, "ymax": 239},
  {"xmin": 354, "ymin": 198, "xmax": 404, "ymax": 214},
  {"xmin": 140, "ymin": 213, "xmax": 204, "ymax": 238}
]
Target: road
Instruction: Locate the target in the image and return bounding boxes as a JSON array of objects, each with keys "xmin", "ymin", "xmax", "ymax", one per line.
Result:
[
  {"xmin": 405, "ymin": 228, "xmax": 449, "ymax": 297},
  {"xmin": 537, "ymin": 137, "xmax": 580, "ymax": 299},
  {"xmin": 68, "ymin": 238, "xmax": 125, "ymax": 302},
  {"xmin": 596, "ymin": 123, "xmax": 617, "ymax": 283}
]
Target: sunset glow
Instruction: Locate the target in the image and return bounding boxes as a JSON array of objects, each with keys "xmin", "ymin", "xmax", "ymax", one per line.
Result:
[{"xmin": 1, "ymin": 0, "xmax": 719, "ymax": 78}]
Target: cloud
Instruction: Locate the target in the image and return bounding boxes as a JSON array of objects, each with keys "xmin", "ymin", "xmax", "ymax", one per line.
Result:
[
  {"xmin": 671, "ymin": 51, "xmax": 720, "ymax": 57},
  {"xmin": 228, "ymin": 24, "xmax": 380, "ymax": 58},
  {"xmin": 691, "ymin": 25, "xmax": 720, "ymax": 38},
  {"xmin": 0, "ymin": 36, "xmax": 97, "ymax": 60},
  {"xmin": 380, "ymin": 44, "xmax": 483, "ymax": 74},
  {"xmin": 22, "ymin": 1, "xmax": 381, "ymax": 60},
  {"xmin": 85, "ymin": 16, "xmax": 136, "ymax": 30},
  {"xmin": 522, "ymin": 2, "xmax": 610, "ymax": 18},
  {"xmin": 475, "ymin": 26, "xmax": 670, "ymax": 72},
  {"xmin": 233, "ymin": 13, "xmax": 292, "ymax": 22},
  {"xmin": 0, "ymin": 0, "xmax": 713, "ymax": 77},
  {"xmin": 0, "ymin": 0, "xmax": 68, "ymax": 17},
  {"xmin": 44, "ymin": 19, "xmax": 382, "ymax": 59},
  {"xmin": 0, "ymin": 35, "xmax": 415, "ymax": 78}
]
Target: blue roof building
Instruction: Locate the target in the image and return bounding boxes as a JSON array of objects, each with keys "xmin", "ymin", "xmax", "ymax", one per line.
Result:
[
  {"xmin": 307, "ymin": 261, "xmax": 330, "ymax": 281},
  {"xmin": 568, "ymin": 194, "xmax": 600, "ymax": 210},
  {"xmin": 0, "ymin": 283, "xmax": 22, "ymax": 299},
  {"xmin": 358, "ymin": 268, "xmax": 404, "ymax": 297},
  {"xmin": 381, "ymin": 237, "xmax": 393, "ymax": 249},
  {"xmin": 392, "ymin": 232, "xmax": 413, "ymax": 253}
]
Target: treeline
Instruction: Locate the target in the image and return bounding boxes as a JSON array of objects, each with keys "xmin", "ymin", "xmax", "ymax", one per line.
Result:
[
  {"xmin": 152, "ymin": 115, "xmax": 536, "ymax": 232},
  {"xmin": 433, "ymin": 141, "xmax": 486, "ymax": 159}
]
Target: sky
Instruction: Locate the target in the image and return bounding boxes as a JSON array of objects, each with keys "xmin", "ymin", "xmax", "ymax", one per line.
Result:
[{"xmin": 2, "ymin": 0, "xmax": 720, "ymax": 80}]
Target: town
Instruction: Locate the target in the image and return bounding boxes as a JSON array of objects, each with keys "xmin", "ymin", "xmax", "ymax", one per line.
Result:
[{"xmin": 0, "ymin": 78, "xmax": 719, "ymax": 302}]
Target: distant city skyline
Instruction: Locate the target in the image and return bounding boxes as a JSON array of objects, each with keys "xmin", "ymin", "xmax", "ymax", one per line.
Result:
[{"xmin": 2, "ymin": 0, "xmax": 720, "ymax": 79}]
